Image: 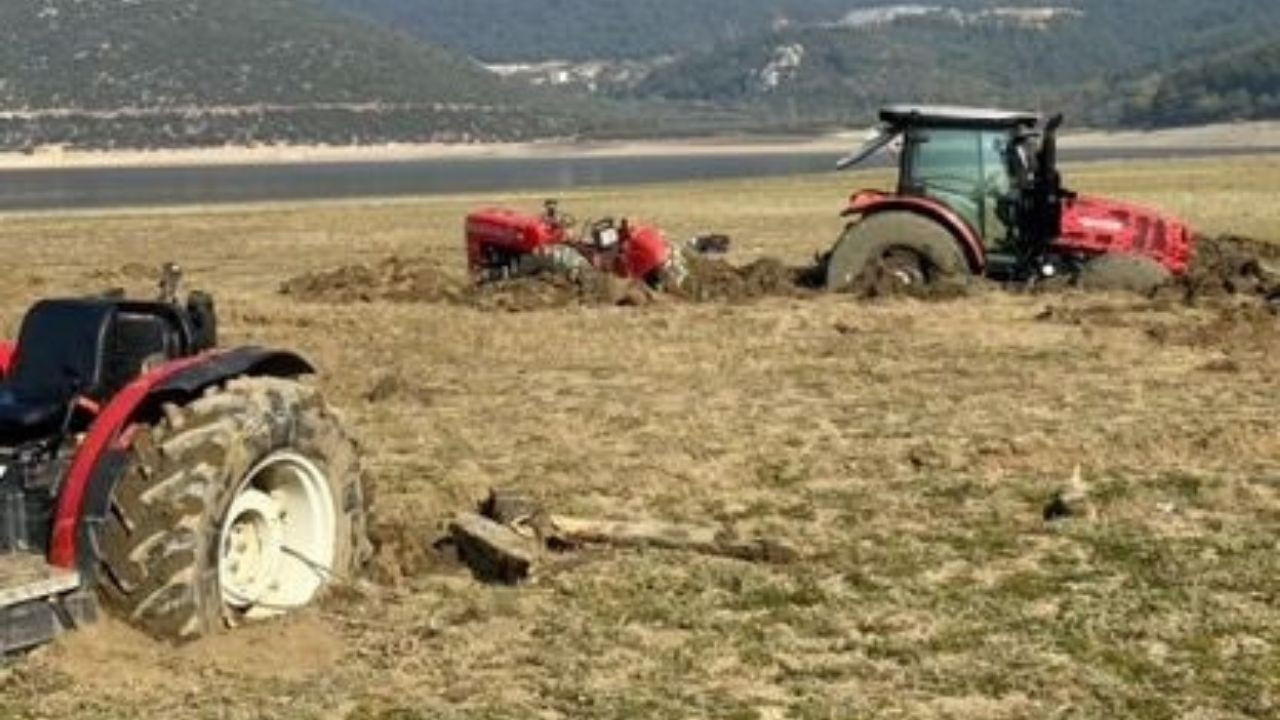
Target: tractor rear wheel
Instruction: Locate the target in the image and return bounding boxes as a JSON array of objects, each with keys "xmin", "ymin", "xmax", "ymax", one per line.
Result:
[
  {"xmin": 825, "ymin": 212, "xmax": 971, "ymax": 293},
  {"xmin": 1077, "ymin": 253, "xmax": 1172, "ymax": 295},
  {"xmin": 94, "ymin": 376, "xmax": 369, "ymax": 642}
]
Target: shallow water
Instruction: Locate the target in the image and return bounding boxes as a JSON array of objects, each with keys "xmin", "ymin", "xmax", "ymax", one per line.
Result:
[{"xmin": 0, "ymin": 146, "xmax": 1274, "ymax": 211}]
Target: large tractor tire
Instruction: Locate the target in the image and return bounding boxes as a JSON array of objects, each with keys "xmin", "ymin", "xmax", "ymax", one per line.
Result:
[
  {"xmin": 1077, "ymin": 253, "xmax": 1172, "ymax": 295},
  {"xmin": 94, "ymin": 376, "xmax": 369, "ymax": 642},
  {"xmin": 825, "ymin": 212, "xmax": 972, "ymax": 293}
]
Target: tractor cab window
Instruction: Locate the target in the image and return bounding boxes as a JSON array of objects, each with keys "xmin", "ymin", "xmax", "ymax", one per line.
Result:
[{"xmin": 904, "ymin": 128, "xmax": 1014, "ymax": 249}]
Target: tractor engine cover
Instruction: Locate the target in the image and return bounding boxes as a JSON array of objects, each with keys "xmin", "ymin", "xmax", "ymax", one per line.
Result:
[
  {"xmin": 621, "ymin": 224, "xmax": 673, "ymax": 281},
  {"xmin": 466, "ymin": 207, "xmax": 566, "ymax": 276},
  {"xmin": 1056, "ymin": 195, "xmax": 1195, "ymax": 275}
]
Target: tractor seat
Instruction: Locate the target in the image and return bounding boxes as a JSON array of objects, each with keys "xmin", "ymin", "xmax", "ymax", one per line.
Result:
[
  {"xmin": 0, "ymin": 300, "xmax": 117, "ymax": 442},
  {"xmin": 0, "ymin": 390, "xmax": 67, "ymax": 442}
]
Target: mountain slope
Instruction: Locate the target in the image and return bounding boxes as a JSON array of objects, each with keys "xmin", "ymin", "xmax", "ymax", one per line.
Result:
[
  {"xmin": 0, "ymin": 0, "xmax": 591, "ymax": 148},
  {"xmin": 625, "ymin": 0, "xmax": 1280, "ymax": 126},
  {"xmin": 0, "ymin": 0, "xmax": 523, "ymax": 109},
  {"xmin": 321, "ymin": 0, "xmax": 1280, "ymax": 130},
  {"xmin": 320, "ymin": 0, "xmax": 883, "ymax": 61},
  {"xmin": 1125, "ymin": 42, "xmax": 1280, "ymax": 127}
]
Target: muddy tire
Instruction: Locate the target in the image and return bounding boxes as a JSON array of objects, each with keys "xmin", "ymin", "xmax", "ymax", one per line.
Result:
[
  {"xmin": 94, "ymin": 376, "xmax": 369, "ymax": 642},
  {"xmin": 825, "ymin": 212, "xmax": 971, "ymax": 292},
  {"xmin": 1077, "ymin": 253, "xmax": 1172, "ymax": 295}
]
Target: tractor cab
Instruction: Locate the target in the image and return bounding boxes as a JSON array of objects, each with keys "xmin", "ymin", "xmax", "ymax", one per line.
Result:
[
  {"xmin": 840, "ymin": 105, "xmax": 1062, "ymax": 278},
  {"xmin": 829, "ymin": 104, "xmax": 1193, "ymax": 292}
]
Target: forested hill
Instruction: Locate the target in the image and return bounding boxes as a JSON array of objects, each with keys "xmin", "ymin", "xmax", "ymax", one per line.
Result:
[
  {"xmin": 1125, "ymin": 42, "xmax": 1280, "ymax": 127},
  {"xmin": 628, "ymin": 0, "xmax": 1280, "ymax": 127},
  {"xmin": 323, "ymin": 0, "xmax": 1280, "ymax": 66},
  {"xmin": 323, "ymin": 0, "xmax": 1280, "ymax": 129},
  {"xmin": 2, "ymin": 0, "xmax": 1277, "ymax": 150},
  {"xmin": 319, "ymin": 0, "xmax": 867, "ymax": 61},
  {"xmin": 0, "ymin": 0, "xmax": 588, "ymax": 149}
]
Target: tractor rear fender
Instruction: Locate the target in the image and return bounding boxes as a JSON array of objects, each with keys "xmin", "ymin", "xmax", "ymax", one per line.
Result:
[
  {"xmin": 0, "ymin": 340, "xmax": 14, "ymax": 379},
  {"xmin": 841, "ymin": 190, "xmax": 986, "ymax": 273},
  {"xmin": 49, "ymin": 346, "xmax": 314, "ymax": 569}
]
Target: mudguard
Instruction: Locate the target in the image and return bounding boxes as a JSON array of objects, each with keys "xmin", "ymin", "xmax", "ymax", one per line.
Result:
[
  {"xmin": 0, "ymin": 341, "xmax": 13, "ymax": 379},
  {"xmin": 622, "ymin": 224, "xmax": 672, "ymax": 280},
  {"xmin": 49, "ymin": 346, "xmax": 314, "ymax": 568},
  {"xmin": 842, "ymin": 190, "xmax": 987, "ymax": 273}
]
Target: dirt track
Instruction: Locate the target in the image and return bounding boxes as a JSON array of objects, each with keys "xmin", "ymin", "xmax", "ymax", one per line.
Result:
[{"xmin": 1, "ymin": 160, "xmax": 1278, "ymax": 719}]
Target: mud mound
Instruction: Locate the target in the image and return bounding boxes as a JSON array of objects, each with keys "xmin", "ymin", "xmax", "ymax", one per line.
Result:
[
  {"xmin": 281, "ymin": 256, "xmax": 657, "ymax": 311},
  {"xmin": 281, "ymin": 251, "xmax": 979, "ymax": 311},
  {"xmin": 1163, "ymin": 234, "xmax": 1280, "ymax": 304},
  {"xmin": 677, "ymin": 255, "xmax": 815, "ymax": 302},
  {"xmin": 280, "ymin": 256, "xmax": 463, "ymax": 304},
  {"xmin": 468, "ymin": 270, "xmax": 659, "ymax": 312}
]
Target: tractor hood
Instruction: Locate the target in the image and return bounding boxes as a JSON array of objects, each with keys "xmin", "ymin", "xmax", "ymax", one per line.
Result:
[{"xmin": 1057, "ymin": 194, "xmax": 1195, "ymax": 275}]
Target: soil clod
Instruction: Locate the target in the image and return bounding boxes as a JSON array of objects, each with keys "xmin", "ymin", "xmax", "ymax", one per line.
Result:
[{"xmin": 1161, "ymin": 234, "xmax": 1280, "ymax": 304}]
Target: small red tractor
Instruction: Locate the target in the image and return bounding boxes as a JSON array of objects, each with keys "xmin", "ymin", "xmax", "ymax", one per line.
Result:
[
  {"xmin": 0, "ymin": 266, "xmax": 368, "ymax": 653},
  {"xmin": 465, "ymin": 200, "xmax": 687, "ymax": 287},
  {"xmin": 826, "ymin": 105, "xmax": 1196, "ymax": 292}
]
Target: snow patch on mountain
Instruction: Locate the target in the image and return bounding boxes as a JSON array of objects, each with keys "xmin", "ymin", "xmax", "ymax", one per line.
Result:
[
  {"xmin": 832, "ymin": 5, "xmax": 1082, "ymax": 30},
  {"xmin": 485, "ymin": 58, "xmax": 669, "ymax": 93}
]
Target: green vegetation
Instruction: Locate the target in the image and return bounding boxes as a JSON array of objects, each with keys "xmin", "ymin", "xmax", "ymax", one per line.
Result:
[
  {"xmin": 1, "ymin": 0, "xmax": 1278, "ymax": 148},
  {"xmin": 627, "ymin": 1, "xmax": 1280, "ymax": 128},
  {"xmin": 0, "ymin": 0, "xmax": 592, "ymax": 148},
  {"xmin": 323, "ymin": 1, "xmax": 1280, "ymax": 129},
  {"xmin": 320, "ymin": 0, "xmax": 867, "ymax": 61},
  {"xmin": 1126, "ymin": 42, "xmax": 1280, "ymax": 127}
]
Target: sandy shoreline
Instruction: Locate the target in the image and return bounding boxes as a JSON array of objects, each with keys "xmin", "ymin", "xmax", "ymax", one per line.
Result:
[
  {"xmin": 0, "ymin": 121, "xmax": 1278, "ymax": 171},
  {"xmin": 0, "ymin": 135, "xmax": 863, "ymax": 170}
]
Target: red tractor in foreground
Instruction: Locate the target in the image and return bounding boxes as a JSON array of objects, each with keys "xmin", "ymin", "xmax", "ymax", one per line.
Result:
[
  {"xmin": 0, "ymin": 268, "xmax": 368, "ymax": 653},
  {"xmin": 826, "ymin": 105, "xmax": 1196, "ymax": 292},
  {"xmin": 465, "ymin": 200, "xmax": 688, "ymax": 288}
]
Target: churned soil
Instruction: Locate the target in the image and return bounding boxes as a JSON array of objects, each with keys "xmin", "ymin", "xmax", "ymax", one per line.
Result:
[
  {"xmin": 280, "ymin": 233, "xmax": 1280, "ymax": 314},
  {"xmin": 279, "ymin": 256, "xmax": 465, "ymax": 304},
  {"xmin": 1165, "ymin": 234, "xmax": 1280, "ymax": 303}
]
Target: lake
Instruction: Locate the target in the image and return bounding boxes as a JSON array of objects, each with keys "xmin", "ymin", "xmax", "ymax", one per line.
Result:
[{"xmin": 0, "ymin": 146, "xmax": 1274, "ymax": 212}]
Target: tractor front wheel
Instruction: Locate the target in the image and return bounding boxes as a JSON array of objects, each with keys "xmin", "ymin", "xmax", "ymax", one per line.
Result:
[
  {"xmin": 95, "ymin": 376, "xmax": 369, "ymax": 642},
  {"xmin": 825, "ymin": 212, "xmax": 971, "ymax": 293},
  {"xmin": 1076, "ymin": 253, "xmax": 1172, "ymax": 295}
]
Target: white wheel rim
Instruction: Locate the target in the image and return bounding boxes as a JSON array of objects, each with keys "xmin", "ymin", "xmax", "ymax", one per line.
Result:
[{"xmin": 218, "ymin": 451, "xmax": 337, "ymax": 620}]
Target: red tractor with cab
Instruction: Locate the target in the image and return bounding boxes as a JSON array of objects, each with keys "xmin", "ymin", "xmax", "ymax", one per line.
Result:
[
  {"xmin": 465, "ymin": 200, "xmax": 687, "ymax": 288},
  {"xmin": 0, "ymin": 267, "xmax": 368, "ymax": 653},
  {"xmin": 826, "ymin": 105, "xmax": 1196, "ymax": 292}
]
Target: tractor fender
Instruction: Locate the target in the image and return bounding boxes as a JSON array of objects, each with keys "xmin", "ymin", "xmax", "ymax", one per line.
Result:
[
  {"xmin": 50, "ymin": 347, "xmax": 314, "ymax": 569},
  {"xmin": 0, "ymin": 341, "xmax": 13, "ymax": 379},
  {"xmin": 841, "ymin": 190, "xmax": 986, "ymax": 273}
]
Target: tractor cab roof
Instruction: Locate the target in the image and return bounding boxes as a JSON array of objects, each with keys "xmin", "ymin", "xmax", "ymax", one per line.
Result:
[
  {"xmin": 879, "ymin": 104, "xmax": 1042, "ymax": 130},
  {"xmin": 836, "ymin": 104, "xmax": 1051, "ymax": 171}
]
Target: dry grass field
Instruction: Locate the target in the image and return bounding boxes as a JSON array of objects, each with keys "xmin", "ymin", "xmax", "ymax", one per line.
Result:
[{"xmin": 0, "ymin": 155, "xmax": 1278, "ymax": 719}]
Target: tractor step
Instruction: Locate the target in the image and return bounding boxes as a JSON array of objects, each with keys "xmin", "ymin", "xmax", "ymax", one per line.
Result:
[{"xmin": 0, "ymin": 553, "xmax": 95, "ymax": 655}]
